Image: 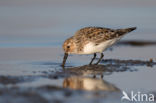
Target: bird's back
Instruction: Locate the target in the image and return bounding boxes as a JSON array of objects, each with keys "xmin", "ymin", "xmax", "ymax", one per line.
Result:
[
  {"xmin": 74, "ymin": 27, "xmax": 136, "ymax": 43},
  {"xmin": 73, "ymin": 27, "xmax": 136, "ymax": 54}
]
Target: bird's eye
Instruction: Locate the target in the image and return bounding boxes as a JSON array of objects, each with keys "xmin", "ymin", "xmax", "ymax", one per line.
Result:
[{"xmin": 67, "ymin": 46, "xmax": 70, "ymax": 48}]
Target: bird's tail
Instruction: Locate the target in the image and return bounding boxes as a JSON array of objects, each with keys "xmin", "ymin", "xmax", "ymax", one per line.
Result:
[{"xmin": 116, "ymin": 27, "xmax": 137, "ymax": 36}]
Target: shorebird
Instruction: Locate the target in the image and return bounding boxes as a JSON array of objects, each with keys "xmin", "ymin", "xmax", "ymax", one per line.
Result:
[{"xmin": 62, "ymin": 26, "xmax": 136, "ymax": 67}]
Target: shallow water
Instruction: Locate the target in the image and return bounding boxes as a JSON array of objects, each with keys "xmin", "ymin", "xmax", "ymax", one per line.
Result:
[{"xmin": 0, "ymin": 0, "xmax": 156, "ymax": 103}]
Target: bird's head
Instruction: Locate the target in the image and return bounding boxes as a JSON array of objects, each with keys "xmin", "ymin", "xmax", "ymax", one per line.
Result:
[
  {"xmin": 63, "ymin": 37, "xmax": 76, "ymax": 54},
  {"xmin": 61, "ymin": 37, "xmax": 76, "ymax": 67}
]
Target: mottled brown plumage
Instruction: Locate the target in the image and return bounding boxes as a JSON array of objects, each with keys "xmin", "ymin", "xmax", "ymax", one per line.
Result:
[{"xmin": 72, "ymin": 27, "xmax": 136, "ymax": 52}]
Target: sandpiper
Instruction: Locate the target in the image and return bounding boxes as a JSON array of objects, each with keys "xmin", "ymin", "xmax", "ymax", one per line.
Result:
[{"xmin": 62, "ymin": 26, "xmax": 136, "ymax": 67}]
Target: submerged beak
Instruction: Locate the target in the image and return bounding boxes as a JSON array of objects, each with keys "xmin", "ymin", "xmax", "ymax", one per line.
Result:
[{"xmin": 61, "ymin": 53, "xmax": 68, "ymax": 67}]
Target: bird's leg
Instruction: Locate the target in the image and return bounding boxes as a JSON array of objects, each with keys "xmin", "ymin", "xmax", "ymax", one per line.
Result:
[
  {"xmin": 89, "ymin": 53, "xmax": 96, "ymax": 65},
  {"xmin": 61, "ymin": 53, "xmax": 68, "ymax": 68},
  {"xmin": 95, "ymin": 53, "xmax": 104, "ymax": 65}
]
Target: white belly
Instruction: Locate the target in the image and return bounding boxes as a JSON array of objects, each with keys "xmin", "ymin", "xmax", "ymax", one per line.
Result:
[{"xmin": 83, "ymin": 37, "xmax": 121, "ymax": 54}]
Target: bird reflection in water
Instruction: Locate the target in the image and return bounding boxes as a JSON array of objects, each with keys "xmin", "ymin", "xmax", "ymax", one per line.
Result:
[
  {"xmin": 62, "ymin": 64, "xmax": 131, "ymax": 91},
  {"xmin": 63, "ymin": 76, "xmax": 119, "ymax": 91}
]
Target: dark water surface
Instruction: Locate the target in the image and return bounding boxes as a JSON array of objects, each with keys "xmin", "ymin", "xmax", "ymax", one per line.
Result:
[{"xmin": 0, "ymin": 0, "xmax": 156, "ymax": 103}]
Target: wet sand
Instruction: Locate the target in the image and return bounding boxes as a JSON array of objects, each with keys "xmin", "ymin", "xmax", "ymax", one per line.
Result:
[{"xmin": 0, "ymin": 42, "xmax": 156, "ymax": 103}]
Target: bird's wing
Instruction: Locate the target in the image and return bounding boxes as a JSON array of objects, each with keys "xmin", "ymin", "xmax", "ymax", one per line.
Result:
[{"xmin": 74, "ymin": 27, "xmax": 118, "ymax": 44}]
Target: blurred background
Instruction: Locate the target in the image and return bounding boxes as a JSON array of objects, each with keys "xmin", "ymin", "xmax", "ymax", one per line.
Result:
[{"xmin": 0, "ymin": 0, "xmax": 156, "ymax": 48}]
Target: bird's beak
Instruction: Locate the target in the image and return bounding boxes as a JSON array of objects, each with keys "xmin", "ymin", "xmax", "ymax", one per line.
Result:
[{"xmin": 61, "ymin": 53, "xmax": 68, "ymax": 67}]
